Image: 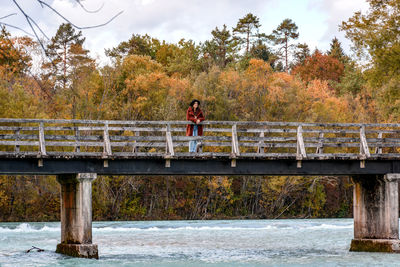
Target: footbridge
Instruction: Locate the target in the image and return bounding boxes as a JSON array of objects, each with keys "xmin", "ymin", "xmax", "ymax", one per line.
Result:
[{"xmin": 1, "ymin": 118, "xmax": 400, "ymax": 258}]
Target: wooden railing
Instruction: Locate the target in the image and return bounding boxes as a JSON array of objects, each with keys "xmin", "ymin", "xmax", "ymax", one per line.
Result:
[{"xmin": 1, "ymin": 119, "xmax": 400, "ymax": 163}]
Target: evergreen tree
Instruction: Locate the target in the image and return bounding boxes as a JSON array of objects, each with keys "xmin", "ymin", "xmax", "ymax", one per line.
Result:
[
  {"xmin": 166, "ymin": 39, "xmax": 202, "ymax": 76},
  {"xmin": 293, "ymin": 43, "xmax": 310, "ymax": 66},
  {"xmin": 233, "ymin": 13, "xmax": 265, "ymax": 54},
  {"xmin": 203, "ymin": 24, "xmax": 237, "ymax": 68},
  {"xmin": 249, "ymin": 40, "xmax": 276, "ymax": 68},
  {"xmin": 327, "ymin": 37, "xmax": 348, "ymax": 64},
  {"xmin": 105, "ymin": 34, "xmax": 161, "ymax": 60},
  {"xmin": 43, "ymin": 23, "xmax": 92, "ymax": 91},
  {"xmin": 270, "ymin": 19, "xmax": 299, "ymax": 72}
]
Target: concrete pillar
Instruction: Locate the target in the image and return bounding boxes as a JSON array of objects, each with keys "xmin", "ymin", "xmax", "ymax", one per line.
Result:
[
  {"xmin": 350, "ymin": 174, "xmax": 400, "ymax": 253},
  {"xmin": 56, "ymin": 173, "xmax": 98, "ymax": 259}
]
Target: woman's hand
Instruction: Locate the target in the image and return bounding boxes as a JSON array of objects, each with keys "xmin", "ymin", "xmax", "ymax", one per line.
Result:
[{"xmin": 196, "ymin": 119, "xmax": 200, "ymax": 124}]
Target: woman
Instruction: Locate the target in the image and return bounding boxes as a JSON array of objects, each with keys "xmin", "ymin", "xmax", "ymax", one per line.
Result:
[{"xmin": 186, "ymin": 99, "xmax": 205, "ymax": 152}]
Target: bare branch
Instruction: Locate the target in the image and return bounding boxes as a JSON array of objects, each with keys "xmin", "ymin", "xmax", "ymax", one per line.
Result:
[
  {"xmin": 0, "ymin": 22, "xmax": 34, "ymax": 36},
  {"xmin": 12, "ymin": 0, "xmax": 47, "ymax": 53},
  {"xmin": 6, "ymin": 0, "xmax": 122, "ymax": 54},
  {"xmin": 0, "ymin": 13, "xmax": 17, "ymax": 20},
  {"xmin": 0, "ymin": 27, "xmax": 53, "ymax": 99},
  {"xmin": 37, "ymin": 0, "xmax": 123, "ymax": 30},
  {"xmin": 73, "ymin": 0, "xmax": 104, "ymax": 13}
]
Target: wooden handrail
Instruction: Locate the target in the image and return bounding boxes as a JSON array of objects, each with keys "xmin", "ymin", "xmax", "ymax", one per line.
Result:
[
  {"xmin": 0, "ymin": 118, "xmax": 399, "ymax": 160},
  {"xmin": 1, "ymin": 118, "xmax": 400, "ymax": 128}
]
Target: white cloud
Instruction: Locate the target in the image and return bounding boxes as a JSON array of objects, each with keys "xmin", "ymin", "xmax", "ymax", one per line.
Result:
[
  {"xmin": 309, "ymin": 0, "xmax": 369, "ymax": 53},
  {"xmin": 0, "ymin": 0, "xmax": 370, "ymax": 63}
]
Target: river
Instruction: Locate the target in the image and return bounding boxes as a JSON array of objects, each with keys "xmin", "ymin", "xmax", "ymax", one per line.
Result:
[{"xmin": 0, "ymin": 219, "xmax": 399, "ymax": 266}]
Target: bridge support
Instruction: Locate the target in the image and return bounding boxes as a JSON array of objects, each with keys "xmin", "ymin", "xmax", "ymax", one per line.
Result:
[
  {"xmin": 56, "ymin": 173, "xmax": 98, "ymax": 259},
  {"xmin": 350, "ymin": 174, "xmax": 400, "ymax": 253}
]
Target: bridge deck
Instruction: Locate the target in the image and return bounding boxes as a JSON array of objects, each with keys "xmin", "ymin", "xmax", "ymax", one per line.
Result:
[{"xmin": 0, "ymin": 118, "xmax": 400, "ymax": 175}]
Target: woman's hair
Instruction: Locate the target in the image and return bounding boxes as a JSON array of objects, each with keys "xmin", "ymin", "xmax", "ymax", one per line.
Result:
[{"xmin": 190, "ymin": 99, "xmax": 200, "ymax": 107}]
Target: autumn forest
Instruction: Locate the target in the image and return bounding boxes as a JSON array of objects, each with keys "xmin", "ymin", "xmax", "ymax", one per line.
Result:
[{"xmin": 0, "ymin": 1, "xmax": 399, "ymax": 221}]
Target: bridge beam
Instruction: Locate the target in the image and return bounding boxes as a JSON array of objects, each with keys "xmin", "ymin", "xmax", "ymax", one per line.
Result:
[
  {"xmin": 350, "ymin": 174, "xmax": 400, "ymax": 253},
  {"xmin": 56, "ymin": 173, "xmax": 98, "ymax": 259}
]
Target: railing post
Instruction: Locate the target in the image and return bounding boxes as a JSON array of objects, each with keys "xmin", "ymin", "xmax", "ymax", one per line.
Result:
[
  {"xmin": 38, "ymin": 122, "xmax": 47, "ymax": 157},
  {"xmin": 296, "ymin": 125, "xmax": 306, "ymax": 167},
  {"xmin": 165, "ymin": 124, "xmax": 174, "ymax": 157},
  {"xmin": 15, "ymin": 128, "xmax": 20, "ymax": 153},
  {"xmin": 231, "ymin": 124, "xmax": 240, "ymax": 156},
  {"xmin": 315, "ymin": 132, "xmax": 324, "ymax": 154},
  {"xmin": 103, "ymin": 123, "xmax": 112, "ymax": 157},
  {"xmin": 375, "ymin": 132, "xmax": 383, "ymax": 154},
  {"xmin": 257, "ymin": 131, "xmax": 265, "ymax": 154},
  {"xmin": 195, "ymin": 142, "xmax": 203, "ymax": 153},
  {"xmin": 132, "ymin": 131, "xmax": 139, "ymax": 153},
  {"xmin": 231, "ymin": 124, "xmax": 240, "ymax": 167},
  {"xmin": 74, "ymin": 126, "xmax": 80, "ymax": 153},
  {"xmin": 38, "ymin": 122, "xmax": 46, "ymax": 167},
  {"xmin": 165, "ymin": 124, "xmax": 174, "ymax": 168},
  {"xmin": 360, "ymin": 125, "xmax": 370, "ymax": 168}
]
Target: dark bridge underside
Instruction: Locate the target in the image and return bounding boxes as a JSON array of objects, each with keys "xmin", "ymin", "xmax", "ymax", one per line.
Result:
[{"xmin": 0, "ymin": 158, "xmax": 399, "ymax": 176}]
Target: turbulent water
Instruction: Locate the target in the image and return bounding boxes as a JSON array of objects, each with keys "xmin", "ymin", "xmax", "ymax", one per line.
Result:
[{"xmin": 0, "ymin": 219, "xmax": 400, "ymax": 266}]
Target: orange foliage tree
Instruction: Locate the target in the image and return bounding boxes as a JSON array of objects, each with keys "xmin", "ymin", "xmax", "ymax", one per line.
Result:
[{"xmin": 292, "ymin": 50, "xmax": 344, "ymax": 84}]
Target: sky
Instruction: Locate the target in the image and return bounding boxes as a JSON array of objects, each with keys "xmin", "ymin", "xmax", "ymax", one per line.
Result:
[{"xmin": 0, "ymin": 0, "xmax": 370, "ymax": 64}]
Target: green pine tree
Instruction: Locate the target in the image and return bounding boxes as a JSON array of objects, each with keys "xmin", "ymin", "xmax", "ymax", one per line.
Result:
[
  {"xmin": 43, "ymin": 23, "xmax": 92, "ymax": 91},
  {"xmin": 203, "ymin": 24, "xmax": 238, "ymax": 68},
  {"xmin": 270, "ymin": 19, "xmax": 299, "ymax": 72},
  {"xmin": 327, "ymin": 37, "xmax": 348, "ymax": 64},
  {"xmin": 233, "ymin": 13, "xmax": 265, "ymax": 55}
]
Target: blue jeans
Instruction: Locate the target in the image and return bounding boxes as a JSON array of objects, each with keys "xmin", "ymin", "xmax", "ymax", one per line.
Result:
[{"xmin": 189, "ymin": 125, "xmax": 198, "ymax": 152}]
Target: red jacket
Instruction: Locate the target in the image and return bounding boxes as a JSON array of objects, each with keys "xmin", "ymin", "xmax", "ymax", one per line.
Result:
[{"xmin": 186, "ymin": 107, "xmax": 205, "ymax": 136}]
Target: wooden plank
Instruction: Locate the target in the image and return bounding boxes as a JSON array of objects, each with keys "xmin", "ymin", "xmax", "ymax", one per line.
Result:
[
  {"xmin": 103, "ymin": 123, "xmax": 112, "ymax": 156},
  {"xmin": 304, "ymin": 137, "xmax": 360, "ymax": 142},
  {"xmin": 1, "ymin": 139, "xmax": 385, "ymax": 149},
  {"xmin": 237, "ymin": 136, "xmax": 297, "ymax": 142},
  {"xmin": 45, "ymin": 141, "xmax": 104, "ymax": 147},
  {"xmin": 6, "ymin": 150, "xmax": 400, "ymax": 159},
  {"xmin": 2, "ymin": 118, "xmax": 400, "ymax": 128},
  {"xmin": 6, "ymin": 133, "xmax": 391, "ymax": 144},
  {"xmin": 2, "ymin": 140, "xmax": 371, "ymax": 149},
  {"xmin": 0, "ymin": 126, "xmax": 39, "ymax": 131},
  {"xmin": 0, "ymin": 141, "xmax": 40, "ymax": 146},
  {"xmin": 296, "ymin": 125, "xmax": 306, "ymax": 160},
  {"xmin": 202, "ymin": 141, "xmax": 242, "ymax": 147},
  {"xmin": 303, "ymin": 129, "xmax": 359, "ymax": 134},
  {"xmin": 5, "ymin": 132, "xmax": 396, "ymax": 143},
  {"xmin": 166, "ymin": 124, "xmax": 174, "ymax": 156},
  {"xmin": 46, "ymin": 151, "xmax": 103, "ymax": 157},
  {"xmin": 46, "ymin": 135, "xmax": 101, "ymax": 141},
  {"xmin": 360, "ymin": 125, "xmax": 371, "ymax": 158},
  {"xmin": 368, "ymin": 143, "xmax": 400, "ymax": 148},
  {"xmin": 78, "ymin": 126, "xmax": 167, "ymax": 132},
  {"xmin": 0, "ymin": 134, "xmax": 38, "ymax": 140},
  {"xmin": 38, "ymin": 122, "xmax": 47, "ymax": 156}
]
